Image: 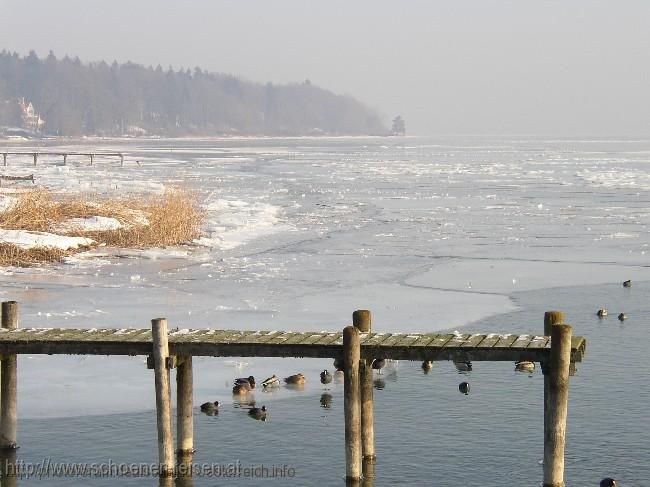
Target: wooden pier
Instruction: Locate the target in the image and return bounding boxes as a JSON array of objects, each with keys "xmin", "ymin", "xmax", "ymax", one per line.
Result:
[
  {"xmin": 0, "ymin": 301, "xmax": 586, "ymax": 486},
  {"xmin": 1, "ymin": 151, "xmax": 125, "ymax": 167}
]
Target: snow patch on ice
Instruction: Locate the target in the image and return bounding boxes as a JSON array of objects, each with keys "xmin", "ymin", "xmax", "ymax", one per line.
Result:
[
  {"xmin": 0, "ymin": 229, "xmax": 95, "ymax": 250},
  {"xmin": 56, "ymin": 216, "xmax": 123, "ymax": 232},
  {"xmin": 0, "ymin": 195, "xmax": 17, "ymax": 212}
]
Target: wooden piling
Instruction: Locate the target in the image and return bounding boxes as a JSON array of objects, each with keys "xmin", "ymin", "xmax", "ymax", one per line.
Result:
[
  {"xmin": 543, "ymin": 323, "xmax": 572, "ymax": 487},
  {"xmin": 152, "ymin": 318, "xmax": 174, "ymax": 477},
  {"xmin": 343, "ymin": 325, "xmax": 362, "ymax": 481},
  {"xmin": 543, "ymin": 311, "xmax": 564, "ymax": 435},
  {"xmin": 176, "ymin": 355, "xmax": 194, "ymax": 459},
  {"xmin": 90, "ymin": 154, "xmax": 94, "ymax": 166},
  {"xmin": 0, "ymin": 301, "xmax": 18, "ymax": 449},
  {"xmin": 63, "ymin": 154, "xmax": 67, "ymax": 165},
  {"xmin": 353, "ymin": 310, "xmax": 375, "ymax": 461},
  {"xmin": 2, "ymin": 154, "xmax": 7, "ymax": 167},
  {"xmin": 32, "ymin": 153, "xmax": 37, "ymax": 166}
]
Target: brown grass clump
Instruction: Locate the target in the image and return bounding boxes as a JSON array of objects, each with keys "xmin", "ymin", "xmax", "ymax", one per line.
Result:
[
  {"xmin": 0, "ymin": 243, "xmax": 74, "ymax": 267},
  {"xmin": 0, "ymin": 189, "xmax": 58, "ymax": 232},
  {"xmin": 80, "ymin": 189, "xmax": 204, "ymax": 248},
  {"xmin": 0, "ymin": 187, "xmax": 204, "ymax": 266}
]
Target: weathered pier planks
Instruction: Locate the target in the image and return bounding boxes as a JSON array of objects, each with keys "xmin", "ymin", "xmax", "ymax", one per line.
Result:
[{"xmin": 0, "ymin": 327, "xmax": 587, "ymax": 363}]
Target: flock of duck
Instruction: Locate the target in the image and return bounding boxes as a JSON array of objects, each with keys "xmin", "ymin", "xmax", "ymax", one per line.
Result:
[
  {"xmin": 199, "ymin": 358, "xmax": 394, "ymax": 420},
  {"xmin": 597, "ymin": 279, "xmax": 632, "ymax": 321},
  {"xmin": 199, "ymin": 355, "xmax": 534, "ymax": 419},
  {"xmin": 201, "ymin": 280, "xmax": 634, "ymax": 418}
]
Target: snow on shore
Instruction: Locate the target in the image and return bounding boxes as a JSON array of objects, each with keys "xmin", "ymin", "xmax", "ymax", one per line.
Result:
[
  {"xmin": 0, "ymin": 229, "xmax": 94, "ymax": 250},
  {"xmin": 55, "ymin": 216, "xmax": 123, "ymax": 232}
]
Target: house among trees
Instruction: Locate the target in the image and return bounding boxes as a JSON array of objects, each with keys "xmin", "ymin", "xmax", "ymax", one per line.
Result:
[
  {"xmin": 19, "ymin": 98, "xmax": 45, "ymax": 133},
  {"xmin": 391, "ymin": 115, "xmax": 405, "ymax": 136}
]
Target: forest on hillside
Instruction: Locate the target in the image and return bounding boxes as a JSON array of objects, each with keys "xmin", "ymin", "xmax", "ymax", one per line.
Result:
[{"xmin": 0, "ymin": 50, "xmax": 386, "ymax": 137}]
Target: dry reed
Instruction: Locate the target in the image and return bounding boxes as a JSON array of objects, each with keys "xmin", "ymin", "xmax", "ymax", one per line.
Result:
[
  {"xmin": 0, "ymin": 243, "xmax": 73, "ymax": 267},
  {"xmin": 0, "ymin": 187, "xmax": 204, "ymax": 267}
]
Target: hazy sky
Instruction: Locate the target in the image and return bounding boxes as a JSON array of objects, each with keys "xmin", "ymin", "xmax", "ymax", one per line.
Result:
[{"xmin": 2, "ymin": 0, "xmax": 649, "ymax": 136}]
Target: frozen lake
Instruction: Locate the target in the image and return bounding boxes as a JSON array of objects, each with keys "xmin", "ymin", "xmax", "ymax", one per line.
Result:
[{"xmin": 1, "ymin": 136, "xmax": 648, "ymax": 485}]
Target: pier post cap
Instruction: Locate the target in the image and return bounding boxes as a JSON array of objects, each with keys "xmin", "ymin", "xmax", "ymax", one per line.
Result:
[
  {"xmin": 151, "ymin": 317, "xmax": 168, "ymax": 327},
  {"xmin": 1, "ymin": 301, "xmax": 18, "ymax": 330},
  {"xmin": 352, "ymin": 310, "xmax": 372, "ymax": 332},
  {"xmin": 343, "ymin": 325, "xmax": 360, "ymax": 341},
  {"xmin": 544, "ymin": 310, "xmax": 565, "ymax": 334},
  {"xmin": 151, "ymin": 318, "xmax": 169, "ymax": 341}
]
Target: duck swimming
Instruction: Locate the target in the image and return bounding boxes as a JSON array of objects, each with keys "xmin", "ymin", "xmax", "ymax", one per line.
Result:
[
  {"xmin": 618, "ymin": 313, "xmax": 627, "ymax": 321},
  {"xmin": 623, "ymin": 280, "xmax": 631, "ymax": 288},
  {"xmin": 421, "ymin": 360, "xmax": 433, "ymax": 372},
  {"xmin": 261, "ymin": 375, "xmax": 280, "ymax": 388},
  {"xmin": 234, "ymin": 376, "xmax": 256, "ymax": 389},
  {"xmin": 320, "ymin": 370, "xmax": 332, "ymax": 384},
  {"xmin": 371, "ymin": 358, "xmax": 386, "ymax": 374},
  {"xmin": 248, "ymin": 405, "xmax": 267, "ymax": 420},
  {"xmin": 284, "ymin": 373, "xmax": 306, "ymax": 385},
  {"xmin": 515, "ymin": 361, "xmax": 535, "ymax": 372},
  {"xmin": 459, "ymin": 382, "xmax": 470, "ymax": 395},
  {"xmin": 597, "ymin": 309, "xmax": 608, "ymax": 317},
  {"xmin": 333, "ymin": 358, "xmax": 345, "ymax": 372},
  {"xmin": 200, "ymin": 401, "xmax": 220, "ymax": 414}
]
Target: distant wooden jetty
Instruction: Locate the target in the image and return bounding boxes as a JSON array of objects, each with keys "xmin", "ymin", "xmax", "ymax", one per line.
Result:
[
  {"xmin": 1, "ymin": 151, "xmax": 125, "ymax": 167},
  {"xmin": 0, "ymin": 174, "xmax": 34, "ymax": 187},
  {"xmin": 0, "ymin": 303, "xmax": 585, "ymax": 486}
]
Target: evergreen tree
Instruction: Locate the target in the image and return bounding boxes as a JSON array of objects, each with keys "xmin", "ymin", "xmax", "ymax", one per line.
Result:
[{"xmin": 391, "ymin": 115, "xmax": 406, "ymax": 135}]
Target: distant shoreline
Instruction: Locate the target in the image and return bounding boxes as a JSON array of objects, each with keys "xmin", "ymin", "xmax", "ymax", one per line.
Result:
[{"xmin": 0, "ymin": 133, "xmax": 405, "ymax": 144}]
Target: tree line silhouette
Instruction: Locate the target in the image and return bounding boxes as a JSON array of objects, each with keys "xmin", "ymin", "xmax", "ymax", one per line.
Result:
[{"xmin": 0, "ymin": 50, "xmax": 386, "ymax": 137}]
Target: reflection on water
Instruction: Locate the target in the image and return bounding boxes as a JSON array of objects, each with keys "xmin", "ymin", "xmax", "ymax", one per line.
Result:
[
  {"xmin": 231, "ymin": 395, "xmax": 256, "ymax": 408},
  {"xmin": 199, "ymin": 409, "xmax": 219, "ymax": 417},
  {"xmin": 361, "ymin": 458, "xmax": 376, "ymax": 487},
  {"xmin": 421, "ymin": 361, "xmax": 433, "ymax": 374},
  {"xmin": 454, "ymin": 360, "xmax": 473, "ymax": 373},
  {"xmin": 320, "ymin": 393, "xmax": 333, "ymax": 409}
]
